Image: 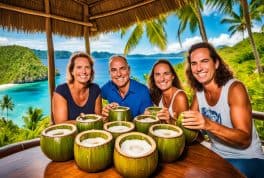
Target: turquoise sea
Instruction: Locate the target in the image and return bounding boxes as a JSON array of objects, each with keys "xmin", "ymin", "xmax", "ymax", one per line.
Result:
[{"xmin": 0, "ymin": 56, "xmax": 183, "ymax": 126}]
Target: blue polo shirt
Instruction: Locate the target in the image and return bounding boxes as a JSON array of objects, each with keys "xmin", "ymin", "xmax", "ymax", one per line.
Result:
[{"xmin": 101, "ymin": 79, "xmax": 153, "ymax": 118}]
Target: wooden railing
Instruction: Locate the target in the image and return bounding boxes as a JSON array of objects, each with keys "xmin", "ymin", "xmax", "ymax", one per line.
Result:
[
  {"xmin": 0, "ymin": 138, "xmax": 40, "ymax": 158},
  {"xmin": 253, "ymin": 111, "xmax": 264, "ymax": 121},
  {"xmin": 253, "ymin": 111, "xmax": 264, "ymax": 145}
]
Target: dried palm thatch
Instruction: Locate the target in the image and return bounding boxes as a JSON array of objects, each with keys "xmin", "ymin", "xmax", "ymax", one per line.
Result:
[{"xmin": 0, "ymin": 0, "xmax": 194, "ymax": 37}]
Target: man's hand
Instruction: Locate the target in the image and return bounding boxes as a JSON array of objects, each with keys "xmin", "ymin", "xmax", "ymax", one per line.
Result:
[{"xmin": 101, "ymin": 102, "xmax": 119, "ymax": 122}]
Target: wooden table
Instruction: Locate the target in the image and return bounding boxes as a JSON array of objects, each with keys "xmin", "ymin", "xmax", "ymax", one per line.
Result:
[{"xmin": 0, "ymin": 141, "xmax": 244, "ymax": 178}]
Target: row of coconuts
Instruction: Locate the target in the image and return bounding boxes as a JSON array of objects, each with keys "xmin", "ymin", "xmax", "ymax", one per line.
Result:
[{"xmin": 40, "ymin": 106, "xmax": 198, "ymax": 178}]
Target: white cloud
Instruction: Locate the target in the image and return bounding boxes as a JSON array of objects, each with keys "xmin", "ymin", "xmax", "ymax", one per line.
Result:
[
  {"xmin": 209, "ymin": 33, "xmax": 243, "ymax": 47},
  {"xmin": 1, "ymin": 23, "xmax": 262, "ymax": 54},
  {"xmin": 0, "ymin": 37, "xmax": 47, "ymax": 50},
  {"xmin": 166, "ymin": 36, "xmax": 202, "ymax": 53},
  {"xmin": 0, "ymin": 37, "xmax": 9, "ymax": 45}
]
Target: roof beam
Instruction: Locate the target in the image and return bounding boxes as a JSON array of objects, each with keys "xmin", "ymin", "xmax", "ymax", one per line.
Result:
[
  {"xmin": 0, "ymin": 2, "xmax": 93, "ymax": 27},
  {"xmin": 89, "ymin": 0, "xmax": 156, "ymax": 20}
]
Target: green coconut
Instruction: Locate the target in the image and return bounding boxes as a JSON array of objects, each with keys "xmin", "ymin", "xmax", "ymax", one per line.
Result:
[
  {"xmin": 114, "ymin": 132, "xmax": 158, "ymax": 178},
  {"xmin": 40, "ymin": 123, "xmax": 77, "ymax": 162},
  {"xmin": 76, "ymin": 114, "xmax": 103, "ymax": 132},
  {"xmin": 103, "ymin": 121, "xmax": 135, "ymax": 139},
  {"xmin": 149, "ymin": 124, "xmax": 185, "ymax": 162},
  {"xmin": 108, "ymin": 106, "xmax": 131, "ymax": 121},
  {"xmin": 134, "ymin": 114, "xmax": 160, "ymax": 134},
  {"xmin": 74, "ymin": 130, "xmax": 113, "ymax": 172},
  {"xmin": 146, "ymin": 106, "xmax": 162, "ymax": 117},
  {"xmin": 176, "ymin": 114, "xmax": 198, "ymax": 144}
]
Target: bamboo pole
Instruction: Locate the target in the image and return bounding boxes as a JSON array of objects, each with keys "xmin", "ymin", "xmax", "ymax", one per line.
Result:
[
  {"xmin": 44, "ymin": 0, "xmax": 55, "ymax": 123},
  {"xmin": 83, "ymin": 5, "xmax": 90, "ymax": 55},
  {"xmin": 89, "ymin": 0, "xmax": 155, "ymax": 20}
]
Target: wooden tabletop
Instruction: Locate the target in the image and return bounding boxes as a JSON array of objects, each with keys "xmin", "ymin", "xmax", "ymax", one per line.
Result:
[{"xmin": 0, "ymin": 142, "xmax": 245, "ymax": 178}]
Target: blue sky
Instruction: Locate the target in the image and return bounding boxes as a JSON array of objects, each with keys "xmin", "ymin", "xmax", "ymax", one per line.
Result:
[{"xmin": 0, "ymin": 4, "xmax": 262, "ymax": 54}]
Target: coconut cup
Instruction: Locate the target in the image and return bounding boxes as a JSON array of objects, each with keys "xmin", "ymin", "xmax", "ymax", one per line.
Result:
[
  {"xmin": 146, "ymin": 106, "xmax": 162, "ymax": 117},
  {"xmin": 40, "ymin": 123, "xmax": 77, "ymax": 162},
  {"xmin": 74, "ymin": 130, "xmax": 113, "ymax": 172},
  {"xmin": 108, "ymin": 106, "xmax": 132, "ymax": 122},
  {"xmin": 114, "ymin": 132, "xmax": 158, "ymax": 178},
  {"xmin": 103, "ymin": 121, "xmax": 135, "ymax": 139},
  {"xmin": 76, "ymin": 114, "xmax": 103, "ymax": 132},
  {"xmin": 176, "ymin": 114, "xmax": 198, "ymax": 144},
  {"xmin": 149, "ymin": 124, "xmax": 185, "ymax": 163},
  {"xmin": 134, "ymin": 114, "xmax": 160, "ymax": 134}
]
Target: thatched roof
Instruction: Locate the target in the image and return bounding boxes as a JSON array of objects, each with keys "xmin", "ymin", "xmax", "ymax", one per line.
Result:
[{"xmin": 0, "ymin": 0, "xmax": 194, "ymax": 37}]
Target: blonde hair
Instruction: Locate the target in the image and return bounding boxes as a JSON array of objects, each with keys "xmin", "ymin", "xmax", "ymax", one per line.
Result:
[{"xmin": 66, "ymin": 51, "xmax": 94, "ymax": 83}]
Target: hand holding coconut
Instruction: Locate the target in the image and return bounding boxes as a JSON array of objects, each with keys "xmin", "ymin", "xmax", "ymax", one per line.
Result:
[
  {"xmin": 156, "ymin": 108, "xmax": 171, "ymax": 124},
  {"xmin": 181, "ymin": 111, "xmax": 208, "ymax": 130},
  {"xmin": 101, "ymin": 102, "xmax": 119, "ymax": 121}
]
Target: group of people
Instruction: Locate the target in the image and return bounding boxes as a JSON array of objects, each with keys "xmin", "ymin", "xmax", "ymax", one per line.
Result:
[{"xmin": 52, "ymin": 42, "xmax": 264, "ymax": 177}]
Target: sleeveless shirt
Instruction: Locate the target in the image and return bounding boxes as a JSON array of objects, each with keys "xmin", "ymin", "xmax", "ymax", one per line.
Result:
[
  {"xmin": 55, "ymin": 83, "xmax": 101, "ymax": 120},
  {"xmin": 196, "ymin": 79, "xmax": 264, "ymax": 159},
  {"xmin": 159, "ymin": 89, "xmax": 184, "ymax": 117}
]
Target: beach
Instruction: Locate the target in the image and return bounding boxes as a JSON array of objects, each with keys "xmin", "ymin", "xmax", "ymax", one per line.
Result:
[{"xmin": 0, "ymin": 84, "xmax": 18, "ymax": 91}]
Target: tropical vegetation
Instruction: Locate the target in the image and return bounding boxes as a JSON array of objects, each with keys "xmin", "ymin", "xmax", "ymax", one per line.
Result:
[
  {"xmin": 207, "ymin": 0, "xmax": 263, "ymax": 73},
  {"xmin": 120, "ymin": 15, "xmax": 167, "ymax": 55},
  {"xmin": 0, "ymin": 95, "xmax": 14, "ymax": 119},
  {"xmin": 0, "ymin": 45, "xmax": 49, "ymax": 84},
  {"xmin": 0, "ymin": 108, "xmax": 50, "ymax": 147}
]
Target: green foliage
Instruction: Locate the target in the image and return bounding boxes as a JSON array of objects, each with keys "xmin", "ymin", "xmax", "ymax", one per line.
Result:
[
  {"xmin": 0, "ymin": 95, "xmax": 15, "ymax": 119},
  {"xmin": 121, "ymin": 15, "xmax": 167, "ymax": 55},
  {"xmin": 17, "ymin": 117, "xmax": 50, "ymax": 141},
  {"xmin": 0, "ymin": 45, "xmax": 48, "ymax": 84},
  {"xmin": 0, "ymin": 111, "xmax": 50, "ymax": 147},
  {"xmin": 0, "ymin": 118, "xmax": 20, "ymax": 147},
  {"xmin": 23, "ymin": 107, "xmax": 45, "ymax": 130}
]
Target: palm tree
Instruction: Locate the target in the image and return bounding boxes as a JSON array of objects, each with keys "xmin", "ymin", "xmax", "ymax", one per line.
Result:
[
  {"xmin": 121, "ymin": 15, "xmax": 167, "ymax": 55},
  {"xmin": 220, "ymin": 2, "xmax": 262, "ymax": 39},
  {"xmin": 176, "ymin": 0, "xmax": 208, "ymax": 46},
  {"xmin": 0, "ymin": 95, "xmax": 14, "ymax": 119},
  {"xmin": 23, "ymin": 107, "xmax": 44, "ymax": 131},
  {"xmin": 206, "ymin": 0, "xmax": 263, "ymax": 73}
]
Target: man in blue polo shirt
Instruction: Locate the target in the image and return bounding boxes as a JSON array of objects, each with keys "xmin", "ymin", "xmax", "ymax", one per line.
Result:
[{"xmin": 101, "ymin": 55, "xmax": 153, "ymax": 120}]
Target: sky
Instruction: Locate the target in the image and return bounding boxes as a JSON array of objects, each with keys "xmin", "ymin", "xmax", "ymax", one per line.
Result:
[{"xmin": 0, "ymin": 4, "xmax": 263, "ymax": 55}]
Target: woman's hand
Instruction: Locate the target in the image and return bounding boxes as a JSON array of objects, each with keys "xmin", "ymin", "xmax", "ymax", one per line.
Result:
[{"xmin": 157, "ymin": 108, "xmax": 171, "ymax": 124}]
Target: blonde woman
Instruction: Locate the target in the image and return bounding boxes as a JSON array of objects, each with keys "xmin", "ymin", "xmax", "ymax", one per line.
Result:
[{"xmin": 52, "ymin": 52, "xmax": 102, "ymax": 124}]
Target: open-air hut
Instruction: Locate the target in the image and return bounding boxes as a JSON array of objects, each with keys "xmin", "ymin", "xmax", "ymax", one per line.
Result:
[{"xmin": 0, "ymin": 0, "xmax": 194, "ymax": 120}]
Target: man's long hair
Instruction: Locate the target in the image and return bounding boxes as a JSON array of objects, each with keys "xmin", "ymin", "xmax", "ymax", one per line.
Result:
[{"xmin": 186, "ymin": 42, "xmax": 233, "ymax": 91}]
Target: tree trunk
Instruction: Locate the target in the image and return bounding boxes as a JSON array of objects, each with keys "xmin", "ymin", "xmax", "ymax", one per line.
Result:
[
  {"xmin": 192, "ymin": 2, "xmax": 208, "ymax": 42},
  {"xmin": 240, "ymin": 0, "xmax": 263, "ymax": 73}
]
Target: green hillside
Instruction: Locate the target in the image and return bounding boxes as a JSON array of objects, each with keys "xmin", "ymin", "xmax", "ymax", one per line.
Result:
[
  {"xmin": 218, "ymin": 33, "xmax": 264, "ymax": 112},
  {"xmin": 0, "ymin": 45, "xmax": 48, "ymax": 84}
]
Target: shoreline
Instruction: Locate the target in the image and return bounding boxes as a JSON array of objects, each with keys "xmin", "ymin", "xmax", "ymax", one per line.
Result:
[{"xmin": 0, "ymin": 83, "xmax": 19, "ymax": 90}]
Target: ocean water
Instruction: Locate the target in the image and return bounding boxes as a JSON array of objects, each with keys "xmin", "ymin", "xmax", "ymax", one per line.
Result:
[{"xmin": 0, "ymin": 56, "xmax": 183, "ymax": 126}]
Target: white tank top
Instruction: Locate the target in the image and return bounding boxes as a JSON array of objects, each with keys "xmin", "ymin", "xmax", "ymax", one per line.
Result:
[
  {"xmin": 197, "ymin": 79, "xmax": 264, "ymax": 159},
  {"xmin": 159, "ymin": 89, "xmax": 184, "ymax": 117}
]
